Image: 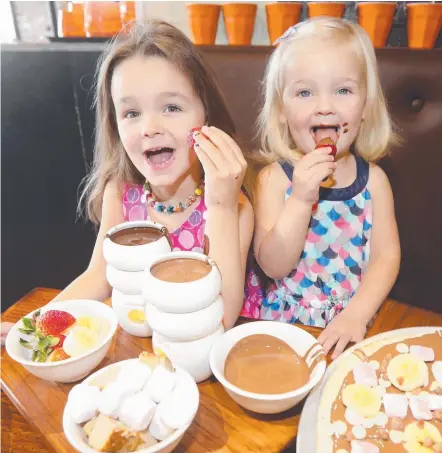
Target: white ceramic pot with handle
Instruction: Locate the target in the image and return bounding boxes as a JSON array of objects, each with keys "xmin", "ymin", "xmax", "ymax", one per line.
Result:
[
  {"xmin": 103, "ymin": 220, "xmax": 172, "ymax": 272},
  {"xmin": 142, "ymin": 251, "xmax": 221, "ymax": 314}
]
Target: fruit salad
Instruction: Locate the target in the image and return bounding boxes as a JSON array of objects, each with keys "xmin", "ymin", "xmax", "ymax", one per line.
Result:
[
  {"xmin": 18, "ymin": 309, "xmax": 110, "ymax": 363},
  {"xmin": 68, "ymin": 351, "xmax": 198, "ymax": 453}
]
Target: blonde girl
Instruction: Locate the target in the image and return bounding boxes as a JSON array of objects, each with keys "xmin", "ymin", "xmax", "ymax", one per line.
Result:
[{"xmin": 245, "ymin": 17, "xmax": 400, "ymax": 359}]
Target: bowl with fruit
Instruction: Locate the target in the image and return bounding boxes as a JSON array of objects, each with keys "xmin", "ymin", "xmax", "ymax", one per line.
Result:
[
  {"xmin": 63, "ymin": 351, "xmax": 199, "ymax": 453},
  {"xmin": 5, "ymin": 300, "xmax": 118, "ymax": 383}
]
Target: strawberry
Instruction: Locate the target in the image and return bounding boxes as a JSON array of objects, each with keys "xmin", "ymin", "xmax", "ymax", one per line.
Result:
[
  {"xmin": 18, "ymin": 309, "xmax": 76, "ymax": 362},
  {"xmin": 315, "ymin": 137, "xmax": 337, "ymax": 158},
  {"xmin": 36, "ymin": 310, "xmax": 76, "ymax": 336},
  {"xmin": 47, "ymin": 348, "xmax": 70, "ymax": 362},
  {"xmin": 188, "ymin": 127, "xmax": 209, "ymax": 148}
]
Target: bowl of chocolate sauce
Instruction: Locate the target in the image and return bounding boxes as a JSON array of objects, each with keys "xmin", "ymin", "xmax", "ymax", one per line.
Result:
[
  {"xmin": 142, "ymin": 252, "xmax": 222, "ymax": 314},
  {"xmin": 103, "ymin": 221, "xmax": 172, "ymax": 272},
  {"xmin": 209, "ymin": 322, "xmax": 327, "ymax": 414}
]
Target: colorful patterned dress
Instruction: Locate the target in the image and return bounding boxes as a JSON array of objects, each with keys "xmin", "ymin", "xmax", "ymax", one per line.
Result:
[
  {"xmin": 122, "ymin": 184, "xmax": 207, "ymax": 252},
  {"xmin": 242, "ymin": 155, "xmax": 372, "ymax": 328}
]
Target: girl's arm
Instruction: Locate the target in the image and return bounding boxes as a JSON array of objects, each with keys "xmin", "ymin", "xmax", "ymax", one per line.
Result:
[
  {"xmin": 207, "ymin": 193, "xmax": 254, "ymax": 330},
  {"xmin": 193, "ymin": 126, "xmax": 254, "ymax": 330},
  {"xmin": 254, "ymin": 149, "xmax": 335, "ymax": 280},
  {"xmin": 254, "ymin": 163, "xmax": 312, "ymax": 280},
  {"xmin": 50, "ymin": 180, "xmax": 125, "ymax": 303},
  {"xmin": 319, "ymin": 165, "xmax": 401, "ymax": 358}
]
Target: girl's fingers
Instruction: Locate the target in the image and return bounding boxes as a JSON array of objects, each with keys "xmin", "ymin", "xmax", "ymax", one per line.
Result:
[
  {"xmin": 204, "ymin": 126, "xmax": 247, "ymax": 167},
  {"xmin": 309, "ymin": 164, "xmax": 335, "ymax": 186},
  {"xmin": 320, "ymin": 331, "xmax": 339, "ymax": 355},
  {"xmin": 301, "ymin": 151, "xmax": 335, "ymax": 171},
  {"xmin": 193, "ymin": 142, "xmax": 217, "ymax": 174},
  {"xmin": 331, "ymin": 335, "xmax": 350, "ymax": 360},
  {"xmin": 193, "ymin": 131, "xmax": 226, "ymax": 172}
]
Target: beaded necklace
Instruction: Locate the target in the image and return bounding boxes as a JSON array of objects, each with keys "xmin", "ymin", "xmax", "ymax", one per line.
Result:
[{"xmin": 142, "ymin": 181, "xmax": 204, "ymax": 214}]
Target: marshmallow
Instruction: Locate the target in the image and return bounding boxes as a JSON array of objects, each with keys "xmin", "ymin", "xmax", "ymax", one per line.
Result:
[
  {"xmin": 382, "ymin": 393, "xmax": 408, "ymax": 418},
  {"xmin": 148, "ymin": 410, "xmax": 175, "ymax": 441},
  {"xmin": 118, "ymin": 392, "xmax": 156, "ymax": 431},
  {"xmin": 432, "ymin": 361, "xmax": 442, "ymax": 384},
  {"xmin": 157, "ymin": 373, "xmax": 199, "ymax": 430},
  {"xmin": 97, "ymin": 381, "xmax": 136, "ymax": 418},
  {"xmin": 352, "ymin": 426, "xmax": 367, "ymax": 440},
  {"xmin": 69, "ymin": 385, "xmax": 101, "ymax": 424},
  {"xmin": 345, "ymin": 408, "xmax": 365, "ymax": 426},
  {"xmin": 353, "ymin": 363, "xmax": 378, "ymax": 388},
  {"xmin": 143, "ymin": 365, "xmax": 176, "ymax": 404},
  {"xmin": 116, "ymin": 361, "xmax": 152, "ymax": 393},
  {"xmin": 351, "ymin": 440, "xmax": 380, "ymax": 453},
  {"xmin": 410, "ymin": 345, "xmax": 435, "ymax": 362},
  {"xmin": 409, "ymin": 395, "xmax": 433, "ymax": 420},
  {"xmin": 429, "ymin": 394, "xmax": 442, "ymax": 411}
]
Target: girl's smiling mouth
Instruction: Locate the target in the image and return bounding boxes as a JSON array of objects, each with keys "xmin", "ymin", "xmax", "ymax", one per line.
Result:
[
  {"xmin": 144, "ymin": 147, "xmax": 176, "ymax": 169},
  {"xmin": 311, "ymin": 125, "xmax": 340, "ymax": 145}
]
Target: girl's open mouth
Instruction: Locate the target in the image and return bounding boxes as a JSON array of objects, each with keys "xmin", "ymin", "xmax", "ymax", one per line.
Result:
[
  {"xmin": 311, "ymin": 125, "xmax": 340, "ymax": 145},
  {"xmin": 144, "ymin": 147, "xmax": 175, "ymax": 169}
]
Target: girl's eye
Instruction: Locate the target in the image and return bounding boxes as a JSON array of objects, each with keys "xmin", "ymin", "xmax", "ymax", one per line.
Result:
[
  {"xmin": 164, "ymin": 104, "xmax": 182, "ymax": 113},
  {"xmin": 297, "ymin": 90, "xmax": 312, "ymax": 98},
  {"xmin": 337, "ymin": 88, "xmax": 351, "ymax": 95},
  {"xmin": 124, "ymin": 110, "xmax": 139, "ymax": 119}
]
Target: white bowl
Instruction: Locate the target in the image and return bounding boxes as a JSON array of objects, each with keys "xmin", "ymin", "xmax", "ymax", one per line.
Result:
[
  {"xmin": 152, "ymin": 325, "xmax": 224, "ymax": 383},
  {"xmin": 5, "ymin": 300, "xmax": 118, "ymax": 383},
  {"xmin": 112, "ymin": 289, "xmax": 152, "ymax": 338},
  {"xmin": 103, "ymin": 221, "xmax": 172, "ymax": 272},
  {"xmin": 209, "ymin": 321, "xmax": 327, "ymax": 414},
  {"xmin": 107, "ymin": 265, "xmax": 144, "ymax": 295},
  {"xmin": 143, "ymin": 252, "xmax": 221, "ymax": 314},
  {"xmin": 145, "ymin": 296, "xmax": 223, "ymax": 341},
  {"xmin": 63, "ymin": 360, "xmax": 199, "ymax": 453}
]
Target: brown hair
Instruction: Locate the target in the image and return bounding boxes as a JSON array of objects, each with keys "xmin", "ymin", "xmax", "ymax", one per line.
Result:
[{"xmin": 79, "ymin": 20, "xmax": 236, "ymax": 224}]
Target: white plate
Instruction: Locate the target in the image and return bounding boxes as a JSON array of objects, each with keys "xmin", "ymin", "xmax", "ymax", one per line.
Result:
[
  {"xmin": 63, "ymin": 359, "xmax": 199, "ymax": 453},
  {"xmin": 296, "ymin": 326, "xmax": 441, "ymax": 453}
]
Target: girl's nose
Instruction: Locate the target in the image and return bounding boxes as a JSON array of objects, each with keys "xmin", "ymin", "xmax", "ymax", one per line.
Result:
[
  {"xmin": 315, "ymin": 95, "xmax": 335, "ymax": 117},
  {"xmin": 142, "ymin": 115, "xmax": 164, "ymax": 137}
]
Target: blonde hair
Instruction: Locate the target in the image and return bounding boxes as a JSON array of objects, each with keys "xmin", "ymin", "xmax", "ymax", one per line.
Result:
[
  {"xmin": 79, "ymin": 20, "xmax": 236, "ymax": 224},
  {"xmin": 257, "ymin": 17, "xmax": 400, "ymax": 166}
]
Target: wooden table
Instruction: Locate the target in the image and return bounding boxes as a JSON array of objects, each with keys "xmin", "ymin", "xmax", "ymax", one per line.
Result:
[{"xmin": 2, "ymin": 288, "xmax": 442, "ymax": 453}]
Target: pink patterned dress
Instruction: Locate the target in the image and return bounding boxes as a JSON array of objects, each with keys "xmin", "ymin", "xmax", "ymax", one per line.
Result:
[{"xmin": 122, "ymin": 184, "xmax": 207, "ymax": 252}]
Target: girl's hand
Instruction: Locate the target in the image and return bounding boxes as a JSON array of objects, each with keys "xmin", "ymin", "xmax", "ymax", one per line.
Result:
[
  {"xmin": 192, "ymin": 126, "xmax": 247, "ymax": 210},
  {"xmin": 317, "ymin": 310, "xmax": 367, "ymax": 360},
  {"xmin": 291, "ymin": 148, "xmax": 336, "ymax": 205},
  {"xmin": 1, "ymin": 322, "xmax": 14, "ymax": 346}
]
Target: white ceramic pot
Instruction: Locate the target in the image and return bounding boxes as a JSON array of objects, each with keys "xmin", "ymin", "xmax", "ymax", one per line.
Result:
[
  {"xmin": 111, "ymin": 289, "xmax": 152, "ymax": 337},
  {"xmin": 143, "ymin": 252, "xmax": 222, "ymax": 314},
  {"xmin": 103, "ymin": 220, "xmax": 172, "ymax": 272},
  {"xmin": 209, "ymin": 321, "xmax": 327, "ymax": 414},
  {"xmin": 145, "ymin": 296, "xmax": 224, "ymax": 341},
  {"xmin": 106, "ymin": 265, "xmax": 144, "ymax": 295},
  {"xmin": 152, "ymin": 325, "xmax": 224, "ymax": 383},
  {"xmin": 5, "ymin": 300, "xmax": 118, "ymax": 383}
]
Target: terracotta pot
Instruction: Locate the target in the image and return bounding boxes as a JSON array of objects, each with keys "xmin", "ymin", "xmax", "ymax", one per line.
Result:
[
  {"xmin": 265, "ymin": 2, "xmax": 302, "ymax": 45},
  {"xmin": 307, "ymin": 2, "xmax": 346, "ymax": 18},
  {"xmin": 358, "ymin": 2, "xmax": 396, "ymax": 48},
  {"xmin": 58, "ymin": 1, "xmax": 85, "ymax": 38},
  {"xmin": 407, "ymin": 3, "xmax": 442, "ymax": 49},
  {"xmin": 186, "ymin": 3, "xmax": 221, "ymax": 45},
  {"xmin": 120, "ymin": 1, "xmax": 136, "ymax": 31},
  {"xmin": 222, "ymin": 3, "xmax": 257, "ymax": 46},
  {"xmin": 84, "ymin": 1, "xmax": 122, "ymax": 38}
]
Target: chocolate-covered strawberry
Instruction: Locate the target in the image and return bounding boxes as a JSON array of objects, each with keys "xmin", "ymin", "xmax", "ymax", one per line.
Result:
[{"xmin": 315, "ymin": 137, "xmax": 337, "ymax": 158}]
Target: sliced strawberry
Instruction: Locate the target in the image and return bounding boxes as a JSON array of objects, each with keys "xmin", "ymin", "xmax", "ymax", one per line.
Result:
[
  {"xmin": 36, "ymin": 310, "xmax": 76, "ymax": 337},
  {"xmin": 315, "ymin": 137, "xmax": 337, "ymax": 158},
  {"xmin": 188, "ymin": 126, "xmax": 210, "ymax": 148},
  {"xmin": 47, "ymin": 348, "xmax": 70, "ymax": 362}
]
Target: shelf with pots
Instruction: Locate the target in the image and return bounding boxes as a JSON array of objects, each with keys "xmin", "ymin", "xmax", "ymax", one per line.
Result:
[{"xmin": 185, "ymin": 2, "xmax": 442, "ymax": 50}]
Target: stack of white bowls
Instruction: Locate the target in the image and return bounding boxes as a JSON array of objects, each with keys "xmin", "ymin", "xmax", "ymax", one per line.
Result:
[
  {"xmin": 143, "ymin": 251, "xmax": 225, "ymax": 383},
  {"xmin": 103, "ymin": 221, "xmax": 171, "ymax": 337}
]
